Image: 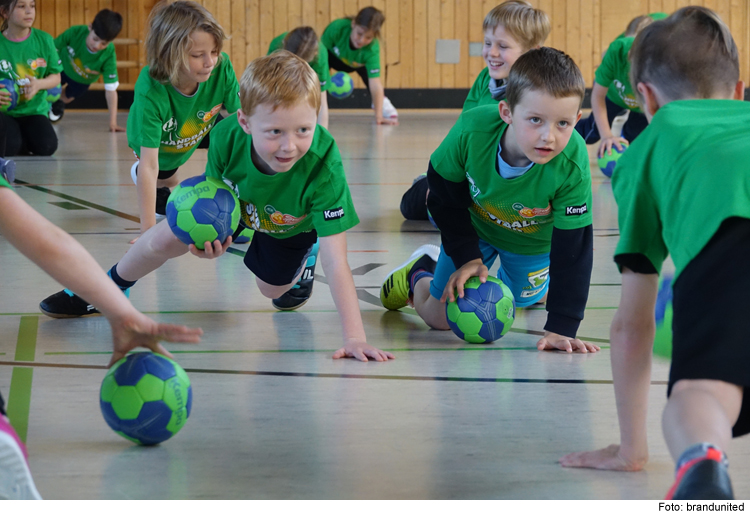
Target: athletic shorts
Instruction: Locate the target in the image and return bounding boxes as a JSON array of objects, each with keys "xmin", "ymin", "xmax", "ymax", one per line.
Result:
[
  {"xmin": 430, "ymin": 241, "xmax": 550, "ymax": 307},
  {"xmin": 240, "ymin": 228, "xmax": 317, "ymax": 287},
  {"xmin": 669, "ymin": 217, "xmax": 750, "ymax": 437},
  {"xmin": 60, "ymin": 72, "xmax": 90, "ymax": 99}
]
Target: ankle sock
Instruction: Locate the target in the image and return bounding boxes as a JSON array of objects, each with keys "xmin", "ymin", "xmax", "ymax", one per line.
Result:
[
  {"xmin": 676, "ymin": 443, "xmax": 727, "ymax": 474},
  {"xmin": 407, "ymin": 254, "xmax": 437, "ymax": 295},
  {"xmin": 108, "ymin": 264, "xmax": 137, "ymax": 291}
]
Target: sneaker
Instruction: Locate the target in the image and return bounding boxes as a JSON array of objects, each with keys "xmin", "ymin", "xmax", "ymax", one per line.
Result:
[
  {"xmin": 155, "ymin": 187, "xmax": 171, "ymax": 217},
  {"xmin": 0, "ymin": 156, "xmax": 16, "ymax": 184},
  {"xmin": 272, "ymin": 240, "xmax": 319, "ymax": 311},
  {"xmin": 233, "ymin": 227, "xmax": 253, "ymax": 244},
  {"xmin": 130, "ymin": 161, "xmax": 139, "ymax": 185},
  {"xmin": 665, "ymin": 449, "xmax": 734, "ymax": 500},
  {"xmin": 382, "ymin": 96, "xmax": 398, "ymax": 120},
  {"xmin": 400, "ymin": 173, "xmax": 429, "ymax": 220},
  {"xmin": 39, "ymin": 289, "xmax": 101, "ymax": 318},
  {"xmin": 48, "ymin": 99, "xmax": 64, "ymax": 123},
  {"xmin": 380, "ymin": 244, "xmax": 439, "ymax": 310},
  {"xmin": 0, "ymin": 414, "xmax": 42, "ymax": 499}
]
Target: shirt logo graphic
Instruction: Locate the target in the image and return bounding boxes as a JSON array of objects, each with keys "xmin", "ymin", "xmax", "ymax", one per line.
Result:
[
  {"xmin": 265, "ymin": 204, "xmax": 305, "ymax": 226},
  {"xmin": 565, "ymin": 204, "xmax": 588, "ymax": 216},
  {"xmin": 324, "ymin": 207, "xmax": 345, "ymax": 220},
  {"xmin": 163, "ymin": 117, "xmax": 178, "ymax": 133},
  {"xmin": 513, "ymin": 202, "xmax": 551, "ymax": 218}
]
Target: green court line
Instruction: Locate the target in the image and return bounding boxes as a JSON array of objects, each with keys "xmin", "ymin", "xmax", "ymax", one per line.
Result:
[
  {"xmin": 6, "ymin": 316, "xmax": 38, "ymax": 443},
  {"xmin": 15, "ymin": 179, "xmax": 140, "ymax": 223}
]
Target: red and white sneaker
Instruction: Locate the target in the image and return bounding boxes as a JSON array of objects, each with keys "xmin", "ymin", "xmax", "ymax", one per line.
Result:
[
  {"xmin": 664, "ymin": 446, "xmax": 733, "ymax": 500},
  {"xmin": 382, "ymin": 96, "xmax": 398, "ymax": 120},
  {"xmin": 0, "ymin": 414, "xmax": 42, "ymax": 499}
]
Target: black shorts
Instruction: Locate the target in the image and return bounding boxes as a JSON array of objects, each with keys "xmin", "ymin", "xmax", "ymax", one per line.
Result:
[
  {"xmin": 239, "ymin": 228, "xmax": 317, "ymax": 286},
  {"xmin": 60, "ymin": 72, "xmax": 91, "ymax": 100},
  {"xmin": 669, "ymin": 217, "xmax": 750, "ymax": 437}
]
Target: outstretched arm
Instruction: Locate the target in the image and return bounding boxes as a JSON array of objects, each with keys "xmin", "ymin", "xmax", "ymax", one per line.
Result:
[
  {"xmin": 559, "ymin": 269, "xmax": 657, "ymax": 470},
  {"xmin": 0, "ymin": 188, "xmax": 202, "ymax": 367},
  {"xmin": 319, "ymin": 232, "xmax": 394, "ymax": 362}
]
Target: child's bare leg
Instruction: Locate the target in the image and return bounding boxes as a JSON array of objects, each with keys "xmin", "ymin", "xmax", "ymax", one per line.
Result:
[
  {"xmin": 662, "ymin": 379, "xmax": 743, "ymax": 461},
  {"xmin": 158, "ymin": 173, "xmax": 179, "ymax": 190},
  {"xmin": 256, "ymin": 275, "xmax": 299, "ymax": 299},
  {"xmin": 116, "ymin": 221, "xmax": 188, "ymax": 281},
  {"xmin": 412, "ymin": 278, "xmax": 450, "ymax": 330}
]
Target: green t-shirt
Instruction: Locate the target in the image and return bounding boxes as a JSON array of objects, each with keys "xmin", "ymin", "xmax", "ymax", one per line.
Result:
[
  {"xmin": 268, "ymin": 32, "xmax": 330, "ymax": 92},
  {"xmin": 613, "ymin": 99, "xmax": 750, "ymax": 280},
  {"xmin": 595, "ymin": 36, "xmax": 641, "ymax": 112},
  {"xmin": 205, "ymin": 114, "xmax": 359, "ymax": 239},
  {"xmin": 615, "ymin": 12, "xmax": 669, "ymax": 40},
  {"xmin": 54, "ymin": 25, "xmax": 118, "ymax": 85},
  {"xmin": 430, "ymin": 105, "xmax": 593, "ymax": 255},
  {"xmin": 127, "ymin": 53, "xmax": 241, "ymax": 171},
  {"xmin": 321, "ymin": 18, "xmax": 381, "ymax": 78},
  {"xmin": 463, "ymin": 68, "xmax": 502, "ymax": 112},
  {"xmin": 0, "ymin": 28, "xmax": 62, "ymax": 117}
]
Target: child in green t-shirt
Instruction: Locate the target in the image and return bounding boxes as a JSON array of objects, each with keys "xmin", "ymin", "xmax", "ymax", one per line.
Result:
[
  {"xmin": 401, "ymin": 0, "xmax": 551, "ymax": 221},
  {"xmin": 574, "ymin": 17, "xmax": 654, "ymax": 157},
  {"xmin": 0, "ymin": 156, "xmax": 201, "ymax": 500},
  {"xmin": 50, "ymin": 9, "xmax": 124, "ymax": 132},
  {"xmin": 0, "ymin": 0, "xmax": 62, "ymax": 157},
  {"xmin": 321, "ymin": 6, "xmax": 397, "ymax": 125},
  {"xmin": 126, "ymin": 1, "xmax": 241, "ymax": 240},
  {"xmin": 560, "ymin": 7, "xmax": 748, "ymax": 500},
  {"xmin": 38, "ymin": 51, "xmax": 392, "ymax": 363},
  {"xmin": 381, "ymin": 48, "xmax": 600, "ymax": 354},
  {"xmin": 268, "ymin": 26, "xmax": 330, "ymax": 129}
]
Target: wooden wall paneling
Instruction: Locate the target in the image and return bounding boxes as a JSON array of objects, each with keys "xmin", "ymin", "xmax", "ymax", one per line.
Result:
[
  {"xmin": 245, "ymin": 0, "xmax": 261, "ymax": 74},
  {"xmin": 343, "ymin": 0, "xmax": 359, "ymax": 18},
  {"xmin": 399, "ymin": 0, "xmax": 414, "ymax": 89},
  {"xmin": 69, "ymin": 0, "xmax": 85, "ymax": 27},
  {"xmin": 468, "ymin": 0, "xmax": 484, "ymax": 83},
  {"xmin": 413, "ymin": 0, "xmax": 428, "ymax": 88},
  {"xmin": 579, "ymin": 0, "xmax": 594, "ymax": 85},
  {"xmin": 288, "ymin": 0, "xmax": 302, "ymax": 29},
  {"xmin": 56, "ymin": 0, "xmax": 71, "ymax": 37},
  {"xmin": 369, "ymin": 0, "xmax": 386, "ymax": 88},
  {"xmin": 215, "ymin": 0, "xmax": 231, "ymax": 33},
  {"xmin": 551, "ymin": 0, "xmax": 566, "ymax": 51},
  {"xmin": 259, "ymin": 0, "xmax": 275, "ymax": 63},
  {"xmin": 383, "ymin": 0, "xmax": 401, "ymax": 88},
  {"xmin": 230, "ymin": 0, "xmax": 246, "ymax": 75},
  {"xmin": 440, "ymin": 0, "xmax": 455, "ymax": 88},
  {"xmin": 316, "ymin": 0, "xmax": 331, "ymax": 38},
  {"xmin": 566, "ymin": 0, "xmax": 581, "ymax": 79},
  {"xmin": 729, "ymin": 0, "xmax": 748, "ymax": 85},
  {"xmin": 454, "ymin": 0, "xmax": 470, "ymax": 89},
  {"xmin": 273, "ymin": 0, "xmax": 288, "ymax": 37},
  {"xmin": 592, "ymin": 0, "xmax": 601, "ymax": 82},
  {"xmin": 301, "ymin": 0, "xmax": 316, "ymax": 28},
  {"xmin": 330, "ymin": 0, "xmax": 345, "ymax": 23},
  {"xmin": 426, "ymin": 0, "xmax": 440, "ymax": 88},
  {"xmin": 203, "ymin": 1, "xmax": 217, "ymax": 19}
]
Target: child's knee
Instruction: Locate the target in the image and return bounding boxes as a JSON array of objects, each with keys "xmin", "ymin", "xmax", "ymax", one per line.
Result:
[{"xmin": 255, "ymin": 277, "xmax": 292, "ymax": 299}]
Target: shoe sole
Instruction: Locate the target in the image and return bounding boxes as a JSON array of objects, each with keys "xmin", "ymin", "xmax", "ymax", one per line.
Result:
[
  {"xmin": 271, "ymin": 297, "xmax": 310, "ymax": 311},
  {"xmin": 39, "ymin": 306, "xmax": 101, "ymax": 319},
  {"xmin": 381, "ymin": 244, "xmax": 440, "ymax": 310},
  {"xmin": 0, "ymin": 431, "xmax": 42, "ymax": 500}
]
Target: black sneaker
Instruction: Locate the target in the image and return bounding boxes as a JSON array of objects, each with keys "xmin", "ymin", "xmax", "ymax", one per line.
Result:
[
  {"xmin": 49, "ymin": 99, "xmax": 64, "ymax": 123},
  {"xmin": 0, "ymin": 157, "xmax": 15, "ymax": 184},
  {"xmin": 665, "ymin": 449, "xmax": 734, "ymax": 500},
  {"xmin": 272, "ymin": 241, "xmax": 319, "ymax": 311},
  {"xmin": 155, "ymin": 187, "xmax": 171, "ymax": 217},
  {"xmin": 39, "ymin": 289, "xmax": 101, "ymax": 318}
]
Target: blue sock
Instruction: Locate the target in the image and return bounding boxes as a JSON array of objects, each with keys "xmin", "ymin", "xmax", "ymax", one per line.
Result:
[
  {"xmin": 409, "ymin": 270, "xmax": 434, "ymax": 295},
  {"xmin": 108, "ymin": 264, "xmax": 137, "ymax": 291}
]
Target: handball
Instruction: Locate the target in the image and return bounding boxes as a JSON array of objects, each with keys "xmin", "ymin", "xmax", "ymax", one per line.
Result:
[
  {"xmin": 166, "ymin": 175, "xmax": 240, "ymax": 248},
  {"xmin": 597, "ymin": 143, "xmax": 627, "ymax": 177},
  {"xmin": 0, "ymin": 78, "xmax": 18, "ymax": 112},
  {"xmin": 446, "ymin": 276, "xmax": 516, "ymax": 344},
  {"xmin": 653, "ymin": 275, "xmax": 673, "ymax": 360},
  {"xmin": 329, "ymin": 72, "xmax": 354, "ymax": 99},
  {"xmin": 100, "ymin": 352, "xmax": 192, "ymax": 445},
  {"xmin": 46, "ymin": 84, "xmax": 62, "ymax": 103}
]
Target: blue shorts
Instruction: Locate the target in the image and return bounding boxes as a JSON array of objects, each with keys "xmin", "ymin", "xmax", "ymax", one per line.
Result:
[
  {"xmin": 60, "ymin": 72, "xmax": 91, "ymax": 100},
  {"xmin": 429, "ymin": 241, "xmax": 550, "ymax": 307}
]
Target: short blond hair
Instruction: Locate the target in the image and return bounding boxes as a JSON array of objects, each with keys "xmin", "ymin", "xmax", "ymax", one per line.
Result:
[
  {"xmin": 240, "ymin": 51, "xmax": 321, "ymax": 117},
  {"xmin": 630, "ymin": 6, "xmax": 739, "ymax": 101},
  {"xmin": 145, "ymin": 1, "xmax": 226, "ymax": 86},
  {"xmin": 483, "ymin": 1, "xmax": 551, "ymax": 50}
]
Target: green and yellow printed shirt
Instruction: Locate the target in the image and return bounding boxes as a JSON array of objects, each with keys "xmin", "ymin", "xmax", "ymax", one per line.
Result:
[{"xmin": 54, "ymin": 25, "xmax": 118, "ymax": 85}]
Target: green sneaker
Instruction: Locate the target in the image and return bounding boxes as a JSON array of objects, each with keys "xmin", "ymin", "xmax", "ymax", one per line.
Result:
[{"xmin": 380, "ymin": 244, "xmax": 439, "ymax": 310}]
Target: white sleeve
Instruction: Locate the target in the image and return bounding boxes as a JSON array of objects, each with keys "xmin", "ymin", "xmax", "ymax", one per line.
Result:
[{"xmin": 104, "ymin": 82, "xmax": 119, "ymax": 92}]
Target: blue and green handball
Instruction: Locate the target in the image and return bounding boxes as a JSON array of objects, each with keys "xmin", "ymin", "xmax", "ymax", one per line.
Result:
[
  {"xmin": 329, "ymin": 71, "xmax": 354, "ymax": 99},
  {"xmin": 166, "ymin": 175, "xmax": 240, "ymax": 248},
  {"xmin": 653, "ymin": 275, "xmax": 673, "ymax": 360},
  {"xmin": 46, "ymin": 83, "xmax": 62, "ymax": 103},
  {"xmin": 0, "ymin": 78, "xmax": 18, "ymax": 112},
  {"xmin": 446, "ymin": 276, "xmax": 516, "ymax": 344},
  {"xmin": 597, "ymin": 143, "xmax": 627, "ymax": 177},
  {"xmin": 100, "ymin": 352, "xmax": 192, "ymax": 445}
]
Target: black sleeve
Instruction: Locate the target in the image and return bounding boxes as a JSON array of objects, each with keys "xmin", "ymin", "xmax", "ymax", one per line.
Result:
[
  {"xmin": 426, "ymin": 161, "xmax": 483, "ymax": 268},
  {"xmin": 614, "ymin": 253, "xmax": 658, "ymax": 275},
  {"xmin": 545, "ymin": 225, "xmax": 593, "ymax": 338}
]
